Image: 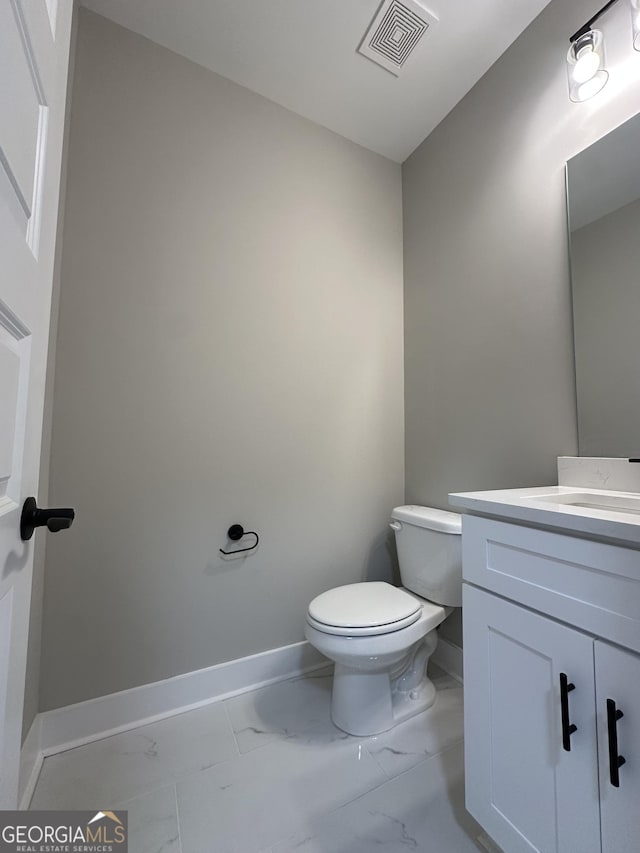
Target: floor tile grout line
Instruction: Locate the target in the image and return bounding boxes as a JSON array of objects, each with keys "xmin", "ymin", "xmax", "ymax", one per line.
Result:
[
  {"xmin": 266, "ymin": 741, "xmax": 396, "ymax": 850},
  {"xmin": 225, "ymin": 667, "xmax": 336, "ymax": 758},
  {"xmin": 34, "ymin": 741, "xmax": 245, "ymax": 812},
  {"xmin": 77, "ymin": 733, "xmax": 464, "ymax": 852},
  {"xmin": 164, "ymin": 717, "xmax": 275, "ymax": 795},
  {"xmin": 363, "ymin": 727, "xmax": 466, "ymax": 785},
  {"xmin": 224, "ymin": 702, "xmax": 340, "ymax": 759},
  {"xmin": 222, "ymin": 700, "xmax": 242, "ymax": 758},
  {"xmin": 237, "ymin": 731, "xmax": 389, "ymax": 852},
  {"xmin": 267, "ymin": 737, "xmax": 471, "ymax": 852},
  {"xmin": 361, "ymin": 740, "xmax": 393, "ymax": 781},
  {"xmin": 275, "ymin": 736, "xmax": 467, "ymax": 848},
  {"xmin": 171, "ymin": 728, "xmax": 395, "ymax": 853},
  {"xmin": 173, "ymin": 783, "xmax": 184, "ymax": 853},
  {"xmin": 401, "ymin": 737, "xmax": 465, "ymax": 775},
  {"xmin": 143, "ymin": 709, "xmax": 463, "ymax": 822}
]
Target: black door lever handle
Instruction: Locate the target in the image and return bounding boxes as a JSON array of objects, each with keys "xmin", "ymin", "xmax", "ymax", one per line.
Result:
[
  {"xmin": 20, "ymin": 497, "xmax": 75, "ymax": 541},
  {"xmin": 46, "ymin": 516, "xmax": 73, "ymax": 533}
]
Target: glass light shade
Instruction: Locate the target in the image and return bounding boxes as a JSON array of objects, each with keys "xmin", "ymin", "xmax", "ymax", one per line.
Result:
[
  {"xmin": 632, "ymin": 0, "xmax": 640, "ymax": 50},
  {"xmin": 567, "ymin": 30, "xmax": 609, "ymax": 102}
]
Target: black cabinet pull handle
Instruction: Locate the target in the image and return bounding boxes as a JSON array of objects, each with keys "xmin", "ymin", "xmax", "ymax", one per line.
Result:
[
  {"xmin": 606, "ymin": 698, "xmax": 626, "ymax": 787},
  {"xmin": 560, "ymin": 673, "xmax": 577, "ymax": 751},
  {"xmin": 20, "ymin": 497, "xmax": 75, "ymax": 541}
]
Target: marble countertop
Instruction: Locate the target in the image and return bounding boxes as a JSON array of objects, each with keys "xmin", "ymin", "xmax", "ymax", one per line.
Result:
[{"xmin": 449, "ymin": 485, "xmax": 640, "ymax": 547}]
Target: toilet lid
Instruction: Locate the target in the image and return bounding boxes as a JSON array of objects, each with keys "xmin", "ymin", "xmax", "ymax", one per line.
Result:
[{"xmin": 308, "ymin": 582, "xmax": 421, "ymax": 630}]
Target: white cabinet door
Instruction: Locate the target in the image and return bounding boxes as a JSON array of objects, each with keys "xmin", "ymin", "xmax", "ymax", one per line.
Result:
[
  {"xmin": 0, "ymin": 0, "xmax": 73, "ymax": 807},
  {"xmin": 463, "ymin": 585, "xmax": 600, "ymax": 853},
  {"xmin": 595, "ymin": 641, "xmax": 640, "ymax": 853}
]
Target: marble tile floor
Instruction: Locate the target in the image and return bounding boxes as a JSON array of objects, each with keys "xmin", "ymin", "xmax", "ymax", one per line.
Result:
[{"xmin": 31, "ymin": 663, "xmax": 485, "ymax": 853}]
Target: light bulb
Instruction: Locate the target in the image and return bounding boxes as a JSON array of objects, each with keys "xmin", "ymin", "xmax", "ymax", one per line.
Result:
[{"xmin": 572, "ymin": 46, "xmax": 601, "ymax": 82}]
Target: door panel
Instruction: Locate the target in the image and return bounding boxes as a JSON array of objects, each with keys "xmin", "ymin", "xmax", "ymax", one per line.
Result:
[
  {"xmin": 595, "ymin": 641, "xmax": 640, "ymax": 853},
  {"xmin": 463, "ymin": 584, "xmax": 600, "ymax": 853}
]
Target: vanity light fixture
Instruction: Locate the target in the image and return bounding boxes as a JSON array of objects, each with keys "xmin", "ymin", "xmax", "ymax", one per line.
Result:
[
  {"xmin": 567, "ymin": 29, "xmax": 608, "ymax": 101},
  {"xmin": 567, "ymin": 0, "xmax": 620, "ymax": 101}
]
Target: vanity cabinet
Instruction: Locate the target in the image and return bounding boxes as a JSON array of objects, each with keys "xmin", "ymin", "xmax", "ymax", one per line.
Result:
[
  {"xmin": 595, "ymin": 642, "xmax": 640, "ymax": 853},
  {"xmin": 461, "ymin": 515, "xmax": 640, "ymax": 853}
]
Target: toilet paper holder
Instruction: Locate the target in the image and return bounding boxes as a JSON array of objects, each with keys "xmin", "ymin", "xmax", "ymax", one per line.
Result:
[{"xmin": 220, "ymin": 524, "xmax": 260, "ymax": 555}]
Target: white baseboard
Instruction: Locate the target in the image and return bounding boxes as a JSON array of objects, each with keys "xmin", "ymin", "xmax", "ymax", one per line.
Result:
[
  {"xmin": 20, "ymin": 640, "xmax": 327, "ymax": 807},
  {"xmin": 432, "ymin": 637, "xmax": 463, "ymax": 683},
  {"xmin": 19, "ymin": 715, "xmax": 43, "ymax": 810}
]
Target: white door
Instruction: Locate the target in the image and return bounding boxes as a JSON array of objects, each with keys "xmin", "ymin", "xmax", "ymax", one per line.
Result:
[
  {"xmin": 463, "ymin": 584, "xmax": 600, "ymax": 853},
  {"xmin": 595, "ymin": 641, "xmax": 640, "ymax": 853},
  {"xmin": 0, "ymin": 0, "xmax": 73, "ymax": 808}
]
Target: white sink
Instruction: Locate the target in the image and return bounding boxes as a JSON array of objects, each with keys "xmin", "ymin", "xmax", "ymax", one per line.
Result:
[{"xmin": 532, "ymin": 491, "xmax": 640, "ymax": 516}]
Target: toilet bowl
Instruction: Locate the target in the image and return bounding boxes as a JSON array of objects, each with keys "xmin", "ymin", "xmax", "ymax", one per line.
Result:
[{"xmin": 305, "ymin": 506, "xmax": 462, "ymax": 736}]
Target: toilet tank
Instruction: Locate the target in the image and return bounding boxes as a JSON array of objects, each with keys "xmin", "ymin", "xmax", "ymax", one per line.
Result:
[{"xmin": 390, "ymin": 506, "xmax": 462, "ymax": 607}]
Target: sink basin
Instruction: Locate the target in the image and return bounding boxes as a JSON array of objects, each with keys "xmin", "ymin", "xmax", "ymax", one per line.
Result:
[{"xmin": 532, "ymin": 492, "xmax": 640, "ymax": 516}]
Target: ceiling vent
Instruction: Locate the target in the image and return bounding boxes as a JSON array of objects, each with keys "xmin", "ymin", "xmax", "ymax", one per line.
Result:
[{"xmin": 358, "ymin": 0, "xmax": 438, "ymax": 77}]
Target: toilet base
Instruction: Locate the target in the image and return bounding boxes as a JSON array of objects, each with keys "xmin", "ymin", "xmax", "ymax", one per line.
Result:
[{"xmin": 330, "ymin": 632, "xmax": 439, "ymax": 736}]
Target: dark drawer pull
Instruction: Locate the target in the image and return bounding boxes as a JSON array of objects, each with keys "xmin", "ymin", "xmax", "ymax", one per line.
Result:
[
  {"xmin": 606, "ymin": 698, "xmax": 626, "ymax": 788},
  {"xmin": 560, "ymin": 673, "xmax": 577, "ymax": 751}
]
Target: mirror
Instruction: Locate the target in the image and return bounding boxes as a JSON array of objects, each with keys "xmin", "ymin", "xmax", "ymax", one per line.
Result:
[{"xmin": 566, "ymin": 113, "xmax": 640, "ymax": 458}]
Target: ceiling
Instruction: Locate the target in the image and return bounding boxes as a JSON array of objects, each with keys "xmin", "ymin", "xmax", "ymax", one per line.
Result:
[{"xmin": 80, "ymin": 0, "xmax": 553, "ymax": 163}]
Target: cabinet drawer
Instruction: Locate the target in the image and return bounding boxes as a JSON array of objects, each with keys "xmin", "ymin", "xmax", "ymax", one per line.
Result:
[{"xmin": 462, "ymin": 515, "xmax": 640, "ymax": 654}]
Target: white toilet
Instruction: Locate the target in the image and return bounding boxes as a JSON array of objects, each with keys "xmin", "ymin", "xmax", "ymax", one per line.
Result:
[{"xmin": 305, "ymin": 505, "xmax": 462, "ymax": 736}]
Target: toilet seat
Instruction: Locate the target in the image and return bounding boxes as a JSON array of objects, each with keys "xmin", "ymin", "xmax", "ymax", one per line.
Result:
[{"xmin": 307, "ymin": 582, "xmax": 424, "ymax": 637}]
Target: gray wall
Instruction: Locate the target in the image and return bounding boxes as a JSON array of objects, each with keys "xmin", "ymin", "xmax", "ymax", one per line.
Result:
[
  {"xmin": 40, "ymin": 10, "xmax": 404, "ymax": 711},
  {"xmin": 402, "ymin": 0, "xmax": 640, "ymax": 645},
  {"xmin": 572, "ymin": 198, "xmax": 640, "ymax": 457}
]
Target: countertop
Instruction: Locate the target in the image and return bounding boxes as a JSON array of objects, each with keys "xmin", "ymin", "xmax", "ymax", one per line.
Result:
[{"xmin": 449, "ymin": 485, "xmax": 640, "ymax": 547}]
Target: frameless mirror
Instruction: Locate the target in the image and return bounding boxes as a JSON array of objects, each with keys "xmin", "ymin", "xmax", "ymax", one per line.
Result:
[{"xmin": 566, "ymin": 113, "xmax": 640, "ymax": 457}]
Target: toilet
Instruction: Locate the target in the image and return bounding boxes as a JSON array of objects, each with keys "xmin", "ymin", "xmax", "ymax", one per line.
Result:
[{"xmin": 305, "ymin": 505, "xmax": 462, "ymax": 736}]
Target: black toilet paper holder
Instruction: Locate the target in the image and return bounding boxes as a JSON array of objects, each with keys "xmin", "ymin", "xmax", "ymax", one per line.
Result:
[{"xmin": 220, "ymin": 524, "xmax": 259, "ymax": 555}]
